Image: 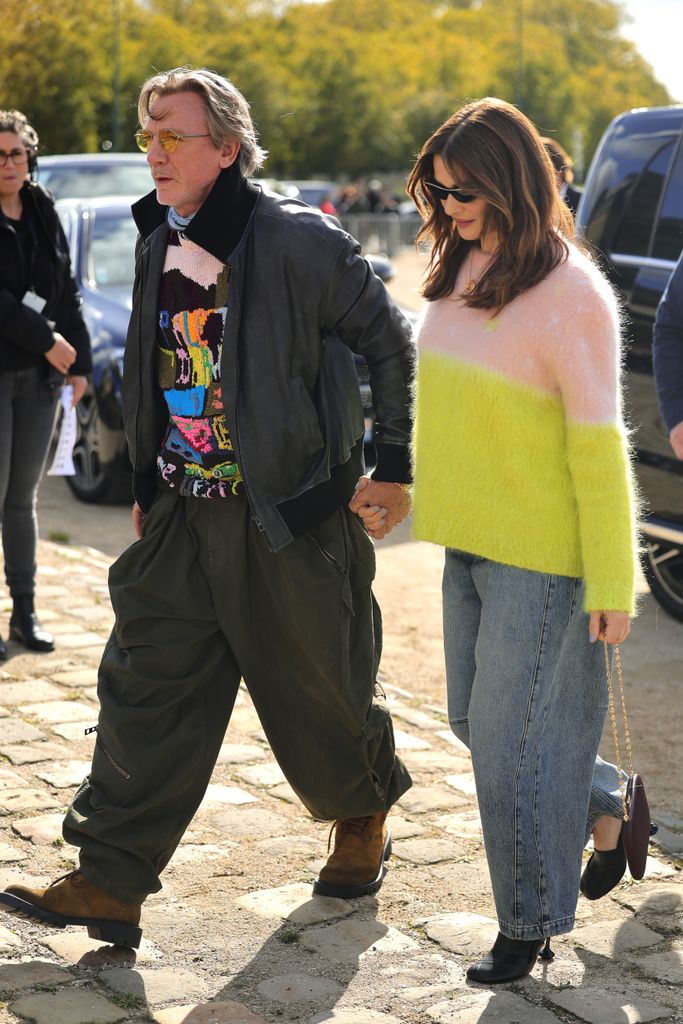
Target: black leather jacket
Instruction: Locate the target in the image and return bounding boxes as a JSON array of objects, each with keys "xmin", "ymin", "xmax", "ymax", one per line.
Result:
[
  {"xmin": 125, "ymin": 165, "xmax": 415, "ymax": 551},
  {"xmin": 0, "ymin": 181, "xmax": 91, "ymax": 376}
]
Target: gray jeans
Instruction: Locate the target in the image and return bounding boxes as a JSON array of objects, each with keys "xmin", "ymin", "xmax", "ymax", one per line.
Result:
[
  {"xmin": 443, "ymin": 549, "xmax": 624, "ymax": 941},
  {"xmin": 0, "ymin": 366, "xmax": 60, "ymax": 599}
]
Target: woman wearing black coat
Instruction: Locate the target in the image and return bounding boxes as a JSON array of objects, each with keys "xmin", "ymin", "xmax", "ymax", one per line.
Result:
[{"xmin": 0, "ymin": 110, "xmax": 92, "ymax": 658}]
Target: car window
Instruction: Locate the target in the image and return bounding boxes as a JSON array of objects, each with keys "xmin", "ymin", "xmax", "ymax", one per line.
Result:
[
  {"xmin": 652, "ymin": 142, "xmax": 683, "ymax": 262},
  {"xmin": 89, "ymin": 213, "xmax": 138, "ymax": 296},
  {"xmin": 612, "ymin": 138, "xmax": 676, "ymax": 257},
  {"xmin": 40, "ymin": 165, "xmax": 151, "ymax": 200}
]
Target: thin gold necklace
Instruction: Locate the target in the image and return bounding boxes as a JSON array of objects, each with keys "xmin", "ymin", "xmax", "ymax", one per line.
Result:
[{"xmin": 463, "ymin": 248, "xmax": 477, "ymax": 295}]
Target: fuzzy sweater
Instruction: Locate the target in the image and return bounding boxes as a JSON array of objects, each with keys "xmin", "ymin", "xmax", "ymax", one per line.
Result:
[{"xmin": 412, "ymin": 244, "xmax": 638, "ymax": 613}]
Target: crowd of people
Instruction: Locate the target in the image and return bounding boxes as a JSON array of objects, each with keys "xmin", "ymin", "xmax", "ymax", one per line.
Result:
[{"xmin": 0, "ymin": 72, "xmax": 679, "ymax": 989}]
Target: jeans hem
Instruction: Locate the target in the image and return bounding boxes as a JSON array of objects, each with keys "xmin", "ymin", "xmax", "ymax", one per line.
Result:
[{"xmin": 498, "ymin": 913, "xmax": 575, "ymax": 940}]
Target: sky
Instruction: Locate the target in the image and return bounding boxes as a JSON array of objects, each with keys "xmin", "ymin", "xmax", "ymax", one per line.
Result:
[{"xmin": 617, "ymin": 0, "xmax": 681, "ymax": 101}]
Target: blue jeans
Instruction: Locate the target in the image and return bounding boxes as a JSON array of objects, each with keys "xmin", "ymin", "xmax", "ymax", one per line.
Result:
[
  {"xmin": 0, "ymin": 366, "xmax": 61, "ymax": 598},
  {"xmin": 443, "ymin": 549, "xmax": 624, "ymax": 940}
]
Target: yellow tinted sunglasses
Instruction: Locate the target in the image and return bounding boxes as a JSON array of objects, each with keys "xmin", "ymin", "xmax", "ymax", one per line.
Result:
[{"xmin": 134, "ymin": 129, "xmax": 211, "ymax": 153}]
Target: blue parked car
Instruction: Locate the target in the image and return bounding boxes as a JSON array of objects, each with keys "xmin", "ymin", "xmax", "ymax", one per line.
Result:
[{"xmin": 56, "ymin": 196, "xmax": 137, "ymax": 502}]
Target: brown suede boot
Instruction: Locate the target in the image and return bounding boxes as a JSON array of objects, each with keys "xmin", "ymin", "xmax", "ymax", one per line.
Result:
[
  {"xmin": 0, "ymin": 870, "xmax": 142, "ymax": 948},
  {"xmin": 313, "ymin": 812, "xmax": 391, "ymax": 899}
]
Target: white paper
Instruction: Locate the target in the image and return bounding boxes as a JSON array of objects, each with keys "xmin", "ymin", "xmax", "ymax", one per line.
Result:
[
  {"xmin": 22, "ymin": 289, "xmax": 47, "ymax": 314},
  {"xmin": 48, "ymin": 386, "xmax": 77, "ymax": 476}
]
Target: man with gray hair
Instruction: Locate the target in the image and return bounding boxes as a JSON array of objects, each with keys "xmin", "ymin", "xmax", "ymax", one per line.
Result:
[{"xmin": 0, "ymin": 67, "xmax": 414, "ymax": 948}]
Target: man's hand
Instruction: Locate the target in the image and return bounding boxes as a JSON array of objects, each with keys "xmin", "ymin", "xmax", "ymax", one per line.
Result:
[
  {"xmin": 66, "ymin": 375, "xmax": 87, "ymax": 406},
  {"xmin": 589, "ymin": 610, "xmax": 631, "ymax": 645},
  {"xmin": 348, "ymin": 476, "xmax": 411, "ymax": 540},
  {"xmin": 132, "ymin": 501, "xmax": 146, "ymax": 539},
  {"xmin": 44, "ymin": 333, "xmax": 76, "ymax": 374},
  {"xmin": 670, "ymin": 420, "xmax": 683, "ymax": 459}
]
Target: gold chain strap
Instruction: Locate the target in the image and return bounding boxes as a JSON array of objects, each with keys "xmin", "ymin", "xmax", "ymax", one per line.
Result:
[{"xmin": 603, "ymin": 640, "xmax": 633, "ymax": 821}]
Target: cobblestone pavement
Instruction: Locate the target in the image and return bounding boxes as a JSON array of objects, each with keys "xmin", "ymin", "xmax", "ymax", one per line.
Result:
[{"xmin": 0, "ymin": 539, "xmax": 682, "ymax": 1024}]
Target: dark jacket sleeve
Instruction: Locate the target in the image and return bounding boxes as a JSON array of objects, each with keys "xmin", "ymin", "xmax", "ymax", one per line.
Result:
[
  {"xmin": 0, "ymin": 288, "xmax": 55, "ymax": 356},
  {"xmin": 34, "ymin": 187, "xmax": 93, "ymax": 376},
  {"xmin": 320, "ymin": 233, "xmax": 415, "ymax": 482},
  {"xmin": 653, "ymin": 252, "xmax": 683, "ymax": 432}
]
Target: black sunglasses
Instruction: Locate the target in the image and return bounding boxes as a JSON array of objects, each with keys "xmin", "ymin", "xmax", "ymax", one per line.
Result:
[{"xmin": 424, "ymin": 180, "xmax": 478, "ymax": 204}]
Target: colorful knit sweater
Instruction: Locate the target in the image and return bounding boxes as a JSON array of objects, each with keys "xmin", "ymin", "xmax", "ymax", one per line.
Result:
[
  {"xmin": 412, "ymin": 244, "xmax": 638, "ymax": 613},
  {"xmin": 156, "ymin": 230, "xmax": 242, "ymax": 498}
]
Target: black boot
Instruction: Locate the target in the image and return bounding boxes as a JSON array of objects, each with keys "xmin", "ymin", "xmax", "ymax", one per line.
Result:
[
  {"xmin": 9, "ymin": 596, "xmax": 54, "ymax": 653},
  {"xmin": 0, "ymin": 632, "xmax": 7, "ymax": 661},
  {"xmin": 580, "ymin": 830, "xmax": 626, "ymax": 901},
  {"xmin": 467, "ymin": 932, "xmax": 553, "ymax": 984}
]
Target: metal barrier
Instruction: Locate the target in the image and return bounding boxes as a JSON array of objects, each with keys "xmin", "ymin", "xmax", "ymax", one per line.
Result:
[{"xmin": 338, "ymin": 213, "xmax": 422, "ymax": 256}]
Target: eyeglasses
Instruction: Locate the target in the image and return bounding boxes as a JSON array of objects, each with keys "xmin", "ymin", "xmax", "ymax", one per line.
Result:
[
  {"xmin": 134, "ymin": 129, "xmax": 212, "ymax": 153},
  {"xmin": 0, "ymin": 149, "xmax": 29, "ymax": 167},
  {"xmin": 424, "ymin": 180, "xmax": 478, "ymax": 205}
]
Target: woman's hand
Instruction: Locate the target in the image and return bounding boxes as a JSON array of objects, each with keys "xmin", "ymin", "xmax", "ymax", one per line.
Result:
[
  {"xmin": 66, "ymin": 375, "xmax": 87, "ymax": 405},
  {"xmin": 589, "ymin": 610, "xmax": 631, "ymax": 645},
  {"xmin": 44, "ymin": 333, "xmax": 76, "ymax": 374}
]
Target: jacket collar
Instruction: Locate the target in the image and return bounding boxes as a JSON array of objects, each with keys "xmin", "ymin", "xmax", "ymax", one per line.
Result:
[{"xmin": 131, "ymin": 161, "xmax": 260, "ymax": 263}]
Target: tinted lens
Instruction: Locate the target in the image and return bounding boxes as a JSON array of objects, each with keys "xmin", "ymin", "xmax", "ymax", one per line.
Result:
[
  {"xmin": 134, "ymin": 130, "xmax": 152, "ymax": 153},
  {"xmin": 0, "ymin": 149, "xmax": 28, "ymax": 166},
  {"xmin": 157, "ymin": 131, "xmax": 180, "ymax": 152},
  {"xmin": 425, "ymin": 181, "xmax": 477, "ymax": 204}
]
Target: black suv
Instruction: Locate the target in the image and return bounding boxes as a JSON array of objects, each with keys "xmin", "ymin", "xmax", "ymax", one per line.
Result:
[{"xmin": 577, "ymin": 105, "xmax": 683, "ymax": 620}]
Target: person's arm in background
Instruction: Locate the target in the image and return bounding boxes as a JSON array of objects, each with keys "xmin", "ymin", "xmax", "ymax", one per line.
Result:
[{"xmin": 653, "ymin": 251, "xmax": 683, "ymax": 457}]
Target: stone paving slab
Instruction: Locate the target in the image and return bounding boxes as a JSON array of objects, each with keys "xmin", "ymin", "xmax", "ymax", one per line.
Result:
[
  {"xmin": 547, "ymin": 985, "xmax": 676, "ymax": 1023},
  {"xmin": 39, "ymin": 931, "xmax": 161, "ymax": 965},
  {"xmin": 199, "ymin": 784, "xmax": 259, "ymax": 808},
  {"xmin": 393, "ymin": 838, "xmax": 463, "ymax": 864},
  {"xmin": 435, "ymin": 730, "xmax": 470, "ymax": 753},
  {"xmin": 236, "ymin": 883, "xmax": 354, "ymax": 925},
  {"xmin": 99, "ymin": 965, "xmax": 209, "ymax": 1007},
  {"xmin": 0, "ymin": 720, "xmax": 49, "ymax": 744},
  {"xmin": 426, "ymin": 991, "xmax": 562, "ymax": 1023},
  {"xmin": 393, "ymin": 729, "xmax": 431, "ymax": 750},
  {"xmin": 424, "ymin": 912, "xmax": 498, "ymax": 956},
  {"xmin": 235, "ymin": 763, "xmax": 287, "ymax": 787},
  {"xmin": 207, "ymin": 807, "xmax": 292, "ymax": 837},
  {"xmin": 308, "ymin": 1011, "xmax": 402, "ymax": 1023},
  {"xmin": 18, "ymin": 700, "xmax": 94, "ymax": 723},
  {"xmin": 0, "ymin": 768, "xmax": 29, "ymax": 790},
  {"xmin": 0, "ymin": 681, "xmax": 64, "ymax": 704},
  {"xmin": 378, "ymin": 953, "xmax": 465, "ymax": 1001},
  {"xmin": 613, "ymin": 882, "xmax": 683, "ymax": 916},
  {"xmin": 49, "ymin": 668, "xmax": 98, "ymax": 688},
  {"xmin": 633, "ymin": 948, "xmax": 683, "ymax": 983},
  {"xmin": 49, "ymin": 722, "xmax": 95, "ymax": 742},
  {"xmin": 391, "ymin": 705, "xmax": 444, "ymax": 731},
  {"xmin": 0, "ymin": 958, "xmax": 72, "ymax": 992},
  {"xmin": 0, "ymin": 923, "xmax": 23, "ymax": 952},
  {"xmin": 444, "ymin": 773, "xmax": 477, "ymax": 797},
  {"xmin": 216, "ymin": 743, "xmax": 269, "ymax": 764},
  {"xmin": 10, "ymin": 989, "xmax": 126, "ymax": 1024},
  {"xmin": 0, "ymin": 741, "xmax": 73, "ymax": 765},
  {"xmin": 652, "ymin": 827, "xmax": 683, "ymax": 857},
  {"xmin": 0, "ymin": 789, "xmax": 61, "ymax": 816},
  {"xmin": 254, "ymin": 835, "xmax": 320, "ymax": 858},
  {"xmin": 11, "ymin": 812, "xmax": 65, "ymax": 844},
  {"xmin": 153, "ymin": 1003, "xmax": 267, "ymax": 1023},
  {"xmin": 434, "ymin": 810, "xmax": 483, "ymax": 837},
  {"xmin": 48, "ymin": 631, "xmax": 106, "ymax": 648},
  {"xmin": 33, "ymin": 761, "xmax": 92, "ymax": 789},
  {"xmin": 257, "ymin": 973, "xmax": 343, "ymax": 1004},
  {"xmin": 398, "ymin": 788, "xmax": 468, "ymax": 815},
  {"xmin": 300, "ymin": 919, "xmax": 419, "ymax": 963},
  {"xmin": 569, "ymin": 918, "xmax": 664, "ymax": 955},
  {"xmin": 0, "ymin": 842, "xmax": 28, "ymax": 863}
]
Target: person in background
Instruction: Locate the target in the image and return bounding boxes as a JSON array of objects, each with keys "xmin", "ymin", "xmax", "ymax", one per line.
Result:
[
  {"xmin": 542, "ymin": 136, "xmax": 583, "ymax": 217},
  {"xmin": 0, "ymin": 109, "xmax": 91, "ymax": 660},
  {"xmin": 405, "ymin": 98, "xmax": 638, "ymax": 984},
  {"xmin": 653, "ymin": 250, "xmax": 683, "ymax": 458},
  {"xmin": 319, "ymin": 192, "xmax": 337, "ymax": 216}
]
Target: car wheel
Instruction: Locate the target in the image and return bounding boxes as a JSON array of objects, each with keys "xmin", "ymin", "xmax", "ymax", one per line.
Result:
[
  {"xmin": 65, "ymin": 391, "xmax": 114, "ymax": 504},
  {"xmin": 642, "ymin": 539, "xmax": 683, "ymax": 623}
]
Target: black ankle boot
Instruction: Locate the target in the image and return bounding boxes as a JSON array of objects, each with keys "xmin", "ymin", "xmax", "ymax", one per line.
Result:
[
  {"xmin": 580, "ymin": 830, "xmax": 626, "ymax": 900},
  {"xmin": 9, "ymin": 596, "xmax": 54, "ymax": 653},
  {"xmin": 0, "ymin": 632, "xmax": 7, "ymax": 661},
  {"xmin": 467, "ymin": 932, "xmax": 554, "ymax": 984}
]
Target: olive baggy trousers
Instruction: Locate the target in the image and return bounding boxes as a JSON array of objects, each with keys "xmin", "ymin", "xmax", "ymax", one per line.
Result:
[{"xmin": 63, "ymin": 488, "xmax": 412, "ymax": 903}]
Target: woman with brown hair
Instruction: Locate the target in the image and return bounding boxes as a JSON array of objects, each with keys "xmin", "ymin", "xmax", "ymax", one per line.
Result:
[{"xmin": 406, "ymin": 98, "xmax": 639, "ymax": 982}]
